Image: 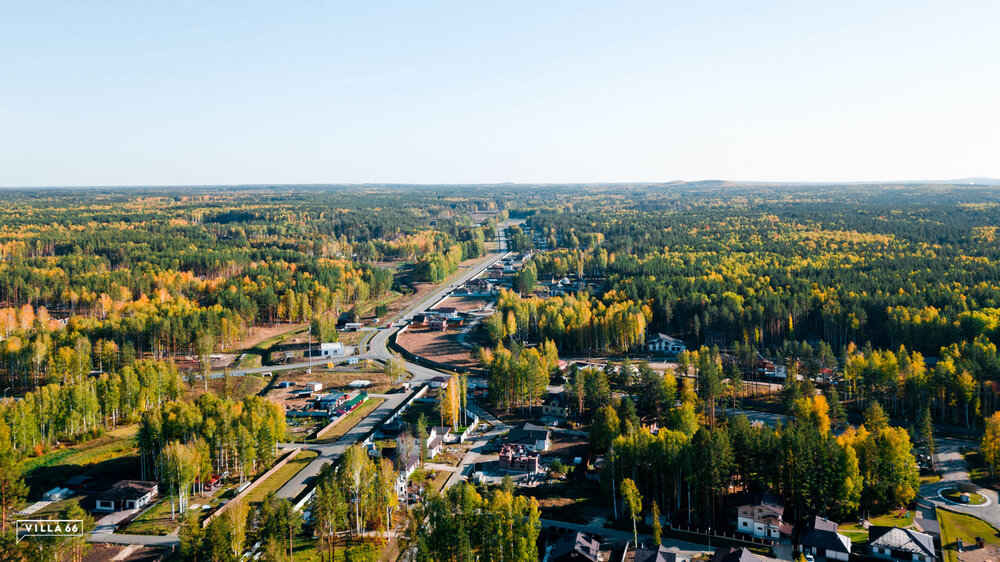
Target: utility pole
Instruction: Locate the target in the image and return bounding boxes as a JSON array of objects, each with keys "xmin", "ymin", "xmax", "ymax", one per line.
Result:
[{"xmin": 307, "ymin": 324, "xmax": 313, "ymax": 374}]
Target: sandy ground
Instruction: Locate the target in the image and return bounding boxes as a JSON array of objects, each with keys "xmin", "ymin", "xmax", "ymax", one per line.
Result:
[
  {"xmin": 397, "ymin": 326, "xmax": 479, "ymax": 369},
  {"xmin": 241, "ymin": 323, "xmax": 307, "ymax": 349},
  {"xmin": 266, "ymin": 368, "xmax": 391, "ymax": 408},
  {"xmin": 433, "ymin": 296, "xmax": 492, "ymax": 313}
]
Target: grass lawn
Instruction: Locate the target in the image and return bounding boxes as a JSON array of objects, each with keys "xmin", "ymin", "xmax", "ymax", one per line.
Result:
[
  {"xmin": 919, "ymin": 474, "xmax": 942, "ymax": 485},
  {"xmin": 869, "ymin": 511, "xmax": 914, "ymax": 528},
  {"xmin": 837, "ymin": 523, "xmax": 870, "ymax": 544},
  {"xmin": 124, "ymin": 498, "xmax": 181, "ymax": 536},
  {"xmin": 410, "ymin": 468, "xmax": 450, "ymax": 493},
  {"xmin": 234, "ymin": 353, "xmax": 262, "ymax": 369},
  {"xmin": 937, "ymin": 507, "xmax": 1000, "ymax": 562},
  {"xmin": 942, "ymin": 488, "xmax": 988, "ymax": 505},
  {"xmin": 315, "ymin": 397, "xmax": 385, "ymax": 443},
  {"xmin": 836, "ymin": 510, "xmax": 915, "ymax": 544},
  {"xmin": 244, "ymin": 450, "xmax": 319, "ymax": 505},
  {"xmin": 23, "ymin": 425, "xmax": 138, "ymax": 473},
  {"xmin": 23, "ymin": 425, "xmax": 140, "ymax": 497}
]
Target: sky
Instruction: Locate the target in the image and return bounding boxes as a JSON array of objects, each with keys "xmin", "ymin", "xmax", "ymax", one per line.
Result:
[{"xmin": 1, "ymin": 1, "xmax": 999, "ymax": 187}]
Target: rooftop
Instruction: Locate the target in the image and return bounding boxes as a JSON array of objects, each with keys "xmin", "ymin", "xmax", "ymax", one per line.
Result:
[
  {"xmin": 96, "ymin": 480, "xmax": 157, "ymax": 502},
  {"xmin": 868, "ymin": 526, "xmax": 935, "ymax": 558}
]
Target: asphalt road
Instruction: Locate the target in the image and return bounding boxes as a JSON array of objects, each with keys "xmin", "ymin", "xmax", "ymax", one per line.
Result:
[
  {"xmin": 917, "ymin": 437, "xmax": 1000, "ymax": 527},
  {"xmin": 88, "ymin": 533, "xmax": 180, "ymax": 547},
  {"xmin": 272, "ymin": 248, "xmax": 512, "ymax": 500},
  {"xmin": 207, "ymin": 249, "xmax": 511, "ymax": 380}
]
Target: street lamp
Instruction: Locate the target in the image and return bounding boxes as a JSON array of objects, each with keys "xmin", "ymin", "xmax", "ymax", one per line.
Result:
[{"xmin": 307, "ymin": 325, "xmax": 313, "ymax": 374}]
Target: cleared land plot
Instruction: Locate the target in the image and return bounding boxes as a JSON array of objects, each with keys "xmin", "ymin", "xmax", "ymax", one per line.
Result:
[
  {"xmin": 183, "ymin": 373, "xmax": 267, "ymax": 402},
  {"xmin": 433, "ymin": 296, "xmax": 492, "ymax": 313},
  {"xmin": 397, "ymin": 326, "xmax": 478, "ymax": 369}
]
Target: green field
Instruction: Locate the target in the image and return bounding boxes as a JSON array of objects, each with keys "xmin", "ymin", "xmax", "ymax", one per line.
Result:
[
  {"xmin": 23, "ymin": 425, "xmax": 140, "ymax": 497},
  {"xmin": 124, "ymin": 498, "xmax": 179, "ymax": 536},
  {"xmin": 937, "ymin": 507, "xmax": 1000, "ymax": 562},
  {"xmin": 244, "ymin": 449, "xmax": 320, "ymax": 504}
]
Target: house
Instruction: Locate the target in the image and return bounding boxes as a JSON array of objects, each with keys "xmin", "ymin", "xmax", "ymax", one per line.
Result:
[
  {"xmin": 640, "ymin": 416, "xmax": 659, "ymax": 435},
  {"xmin": 499, "ymin": 444, "xmax": 540, "ymax": 473},
  {"xmin": 646, "ymin": 333, "xmax": 687, "ymax": 355},
  {"xmin": 466, "ymin": 278, "xmax": 495, "ymax": 294},
  {"xmin": 546, "ymin": 531, "xmax": 601, "ymax": 562},
  {"xmin": 195, "ymin": 474, "xmax": 222, "ymax": 491},
  {"xmin": 395, "ymin": 453, "xmax": 420, "ymax": 497},
  {"xmin": 93, "ymin": 481, "xmax": 158, "ymax": 512},
  {"xmin": 426, "ymin": 427, "xmax": 444, "ymax": 459},
  {"xmin": 795, "ymin": 516, "xmax": 851, "ymax": 561},
  {"xmin": 429, "ymin": 376, "xmax": 451, "ymax": 389},
  {"xmin": 317, "ymin": 342, "xmax": 345, "ymax": 358},
  {"xmin": 304, "ymin": 382, "xmax": 323, "ymax": 392},
  {"xmin": 427, "ymin": 316, "xmax": 448, "ymax": 331},
  {"xmin": 710, "ymin": 548, "xmax": 761, "ymax": 562},
  {"xmin": 432, "ymin": 426, "xmax": 453, "ymax": 444},
  {"xmin": 868, "ymin": 526, "xmax": 936, "ymax": 562},
  {"xmin": 412, "ymin": 313, "xmax": 427, "ymax": 325},
  {"xmin": 487, "ymin": 269, "xmax": 503, "ymax": 280},
  {"xmin": 314, "ymin": 392, "xmax": 347, "ymax": 411},
  {"xmin": 344, "ymin": 322, "xmax": 363, "ymax": 331},
  {"xmin": 631, "ymin": 545, "xmax": 684, "ymax": 562},
  {"xmin": 736, "ymin": 495, "xmax": 785, "ymax": 540},
  {"xmin": 335, "ymin": 392, "xmax": 368, "ymax": 415},
  {"xmin": 506, "ymin": 422, "xmax": 550, "ymax": 452},
  {"xmin": 540, "ymin": 394, "xmax": 568, "ymax": 418}
]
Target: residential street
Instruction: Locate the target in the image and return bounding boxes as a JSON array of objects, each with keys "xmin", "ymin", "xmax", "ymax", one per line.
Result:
[{"xmin": 917, "ymin": 438, "xmax": 1000, "ymax": 527}]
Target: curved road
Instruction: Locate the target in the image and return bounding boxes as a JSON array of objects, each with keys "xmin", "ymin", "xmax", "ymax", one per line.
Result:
[{"xmin": 273, "ymin": 249, "xmax": 511, "ymax": 500}]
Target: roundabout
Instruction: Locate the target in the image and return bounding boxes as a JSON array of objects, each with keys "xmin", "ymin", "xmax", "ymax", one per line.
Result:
[{"xmin": 938, "ymin": 486, "xmax": 992, "ymax": 507}]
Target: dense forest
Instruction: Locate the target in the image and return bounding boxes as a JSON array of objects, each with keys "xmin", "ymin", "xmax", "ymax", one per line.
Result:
[{"xmin": 487, "ymin": 184, "xmax": 1000, "ymax": 428}]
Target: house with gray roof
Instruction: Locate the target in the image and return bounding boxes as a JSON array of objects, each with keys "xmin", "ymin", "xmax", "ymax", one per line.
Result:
[{"xmin": 868, "ymin": 526, "xmax": 936, "ymax": 562}]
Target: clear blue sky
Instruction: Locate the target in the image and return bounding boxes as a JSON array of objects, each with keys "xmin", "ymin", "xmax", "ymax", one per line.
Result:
[{"xmin": 2, "ymin": 1, "xmax": 998, "ymax": 187}]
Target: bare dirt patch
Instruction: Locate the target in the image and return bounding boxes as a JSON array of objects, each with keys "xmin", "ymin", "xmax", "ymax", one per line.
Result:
[
  {"xmin": 432, "ymin": 296, "xmax": 492, "ymax": 313},
  {"xmin": 183, "ymin": 373, "xmax": 267, "ymax": 402},
  {"xmin": 397, "ymin": 326, "xmax": 478, "ymax": 369}
]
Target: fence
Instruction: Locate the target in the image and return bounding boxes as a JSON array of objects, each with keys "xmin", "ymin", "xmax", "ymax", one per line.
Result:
[
  {"xmin": 665, "ymin": 522, "xmax": 776, "ymax": 550},
  {"xmin": 201, "ymin": 448, "xmax": 301, "ymax": 528}
]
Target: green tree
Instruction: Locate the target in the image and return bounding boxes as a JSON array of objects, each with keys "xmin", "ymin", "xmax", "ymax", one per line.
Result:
[
  {"xmin": 651, "ymin": 501, "xmax": 662, "ymax": 547},
  {"xmin": 620, "ymin": 478, "xmax": 642, "ymax": 547},
  {"xmin": 983, "ymin": 412, "xmax": 1000, "ymax": 478},
  {"xmin": 591, "ymin": 405, "xmax": 620, "ymax": 452},
  {"xmin": 0, "ymin": 421, "xmax": 27, "ymax": 534},
  {"xmin": 204, "ymin": 516, "xmax": 233, "ymax": 562},
  {"xmin": 225, "ymin": 498, "xmax": 249, "ymax": 560},
  {"xmin": 179, "ymin": 510, "xmax": 204, "ymax": 561}
]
